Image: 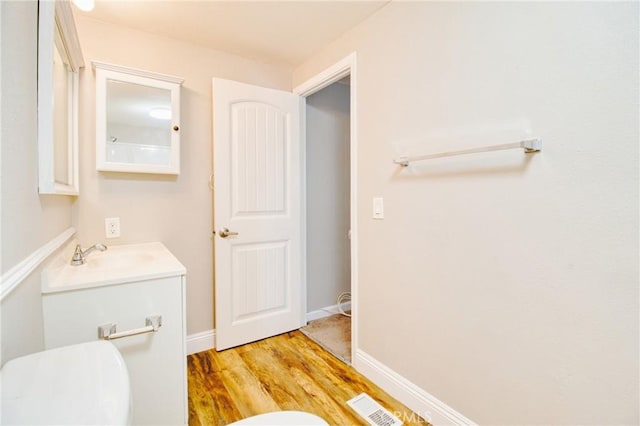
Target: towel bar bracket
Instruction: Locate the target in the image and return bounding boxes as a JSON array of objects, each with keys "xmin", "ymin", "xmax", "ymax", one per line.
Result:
[{"xmin": 522, "ymin": 138, "xmax": 542, "ymax": 153}]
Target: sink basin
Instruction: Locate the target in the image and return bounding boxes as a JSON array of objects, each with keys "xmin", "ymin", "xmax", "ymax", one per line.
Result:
[
  {"xmin": 86, "ymin": 252, "xmax": 155, "ymax": 270},
  {"xmin": 42, "ymin": 242, "xmax": 186, "ymax": 294}
]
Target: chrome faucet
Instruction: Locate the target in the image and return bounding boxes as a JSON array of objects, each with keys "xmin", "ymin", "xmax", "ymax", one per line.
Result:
[{"xmin": 70, "ymin": 243, "xmax": 107, "ymax": 266}]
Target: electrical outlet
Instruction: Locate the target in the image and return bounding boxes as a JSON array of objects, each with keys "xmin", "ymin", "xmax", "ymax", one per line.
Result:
[{"xmin": 105, "ymin": 217, "xmax": 121, "ymax": 238}]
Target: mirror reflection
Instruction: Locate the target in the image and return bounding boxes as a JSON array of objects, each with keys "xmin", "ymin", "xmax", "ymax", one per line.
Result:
[{"xmin": 106, "ymin": 80, "xmax": 172, "ymax": 166}]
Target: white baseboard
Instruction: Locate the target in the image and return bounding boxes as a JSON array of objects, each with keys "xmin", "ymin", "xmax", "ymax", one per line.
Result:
[
  {"xmin": 185, "ymin": 303, "xmax": 352, "ymax": 355},
  {"xmin": 186, "ymin": 329, "xmax": 215, "ymax": 355},
  {"xmin": 306, "ymin": 301, "xmax": 351, "ymax": 322},
  {"xmin": 354, "ymin": 349, "xmax": 476, "ymax": 426}
]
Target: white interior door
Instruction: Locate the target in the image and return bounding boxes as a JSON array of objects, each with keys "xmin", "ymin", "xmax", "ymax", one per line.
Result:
[{"xmin": 213, "ymin": 78, "xmax": 304, "ymax": 351}]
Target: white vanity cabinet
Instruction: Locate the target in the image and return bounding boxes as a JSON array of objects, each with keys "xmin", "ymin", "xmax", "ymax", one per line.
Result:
[{"xmin": 42, "ymin": 242, "xmax": 187, "ymax": 426}]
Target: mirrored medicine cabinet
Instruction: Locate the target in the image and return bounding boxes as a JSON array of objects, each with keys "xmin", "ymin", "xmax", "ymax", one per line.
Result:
[
  {"xmin": 93, "ymin": 62, "xmax": 184, "ymax": 175},
  {"xmin": 38, "ymin": 0, "xmax": 84, "ymax": 195}
]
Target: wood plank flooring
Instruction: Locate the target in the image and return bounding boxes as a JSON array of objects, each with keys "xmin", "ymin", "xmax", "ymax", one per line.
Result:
[{"xmin": 188, "ymin": 330, "xmax": 429, "ymax": 425}]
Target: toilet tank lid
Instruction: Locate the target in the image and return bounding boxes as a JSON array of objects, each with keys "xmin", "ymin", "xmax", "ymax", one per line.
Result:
[{"xmin": 1, "ymin": 341, "xmax": 131, "ymax": 425}]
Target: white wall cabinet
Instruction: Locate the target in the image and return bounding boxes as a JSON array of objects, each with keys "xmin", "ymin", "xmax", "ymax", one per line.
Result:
[
  {"xmin": 42, "ymin": 244, "xmax": 187, "ymax": 425},
  {"xmin": 93, "ymin": 62, "xmax": 183, "ymax": 175}
]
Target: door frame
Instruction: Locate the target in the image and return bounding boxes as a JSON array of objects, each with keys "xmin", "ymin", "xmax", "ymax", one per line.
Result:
[{"xmin": 293, "ymin": 52, "xmax": 358, "ymax": 362}]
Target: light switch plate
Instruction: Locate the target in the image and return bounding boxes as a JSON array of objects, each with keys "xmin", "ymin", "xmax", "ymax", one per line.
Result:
[{"xmin": 372, "ymin": 197, "xmax": 384, "ymax": 219}]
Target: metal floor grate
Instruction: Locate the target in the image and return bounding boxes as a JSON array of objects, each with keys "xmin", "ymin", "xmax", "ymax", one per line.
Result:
[{"xmin": 347, "ymin": 393, "xmax": 403, "ymax": 426}]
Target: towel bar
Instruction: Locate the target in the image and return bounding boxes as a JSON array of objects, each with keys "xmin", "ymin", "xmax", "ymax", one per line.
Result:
[{"xmin": 393, "ymin": 138, "xmax": 542, "ymax": 167}]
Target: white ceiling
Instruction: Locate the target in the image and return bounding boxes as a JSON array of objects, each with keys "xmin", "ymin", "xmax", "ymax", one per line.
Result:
[{"xmin": 74, "ymin": 1, "xmax": 390, "ymax": 68}]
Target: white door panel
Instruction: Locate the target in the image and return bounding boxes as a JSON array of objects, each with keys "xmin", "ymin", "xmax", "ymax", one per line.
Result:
[{"xmin": 213, "ymin": 78, "xmax": 303, "ymax": 350}]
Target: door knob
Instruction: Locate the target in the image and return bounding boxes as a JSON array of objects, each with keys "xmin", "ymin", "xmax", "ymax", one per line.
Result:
[{"xmin": 219, "ymin": 227, "xmax": 239, "ymax": 238}]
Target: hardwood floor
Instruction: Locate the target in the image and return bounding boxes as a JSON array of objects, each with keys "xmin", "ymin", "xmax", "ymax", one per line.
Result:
[{"xmin": 188, "ymin": 330, "xmax": 428, "ymax": 425}]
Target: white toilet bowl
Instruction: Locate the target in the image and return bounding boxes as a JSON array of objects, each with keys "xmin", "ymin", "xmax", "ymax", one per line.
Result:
[
  {"xmin": 230, "ymin": 410, "xmax": 329, "ymax": 425},
  {"xmin": 1, "ymin": 341, "xmax": 131, "ymax": 425}
]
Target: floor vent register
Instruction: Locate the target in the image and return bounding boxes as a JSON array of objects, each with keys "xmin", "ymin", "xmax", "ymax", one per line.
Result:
[{"xmin": 347, "ymin": 393, "xmax": 403, "ymax": 426}]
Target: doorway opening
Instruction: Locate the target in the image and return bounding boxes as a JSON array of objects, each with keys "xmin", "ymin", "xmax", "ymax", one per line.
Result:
[
  {"xmin": 294, "ymin": 53, "xmax": 357, "ymax": 365},
  {"xmin": 300, "ymin": 77, "xmax": 352, "ymax": 363}
]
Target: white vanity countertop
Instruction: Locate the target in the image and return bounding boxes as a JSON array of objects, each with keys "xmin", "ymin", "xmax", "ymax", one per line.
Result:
[{"xmin": 42, "ymin": 242, "xmax": 186, "ymax": 294}]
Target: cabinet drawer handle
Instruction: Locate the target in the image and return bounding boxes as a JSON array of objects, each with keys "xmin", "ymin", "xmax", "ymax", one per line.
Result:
[{"xmin": 98, "ymin": 315, "xmax": 162, "ymax": 340}]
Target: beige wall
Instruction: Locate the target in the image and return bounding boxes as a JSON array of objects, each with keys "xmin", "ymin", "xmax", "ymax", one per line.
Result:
[
  {"xmin": 1, "ymin": 0, "xmax": 74, "ymax": 364},
  {"xmin": 294, "ymin": 2, "xmax": 639, "ymax": 424},
  {"xmin": 306, "ymin": 82, "xmax": 351, "ymax": 311},
  {"xmin": 72, "ymin": 16, "xmax": 292, "ymax": 335}
]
